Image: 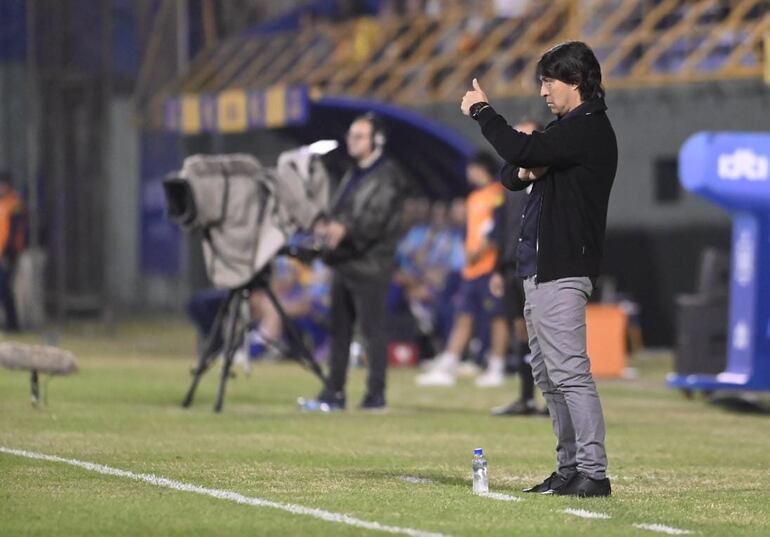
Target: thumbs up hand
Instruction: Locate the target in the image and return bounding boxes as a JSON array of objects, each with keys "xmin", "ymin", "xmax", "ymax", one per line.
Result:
[{"xmin": 461, "ymin": 78, "xmax": 489, "ymax": 116}]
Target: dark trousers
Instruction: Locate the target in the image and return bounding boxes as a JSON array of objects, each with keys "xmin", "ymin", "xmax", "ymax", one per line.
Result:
[
  {"xmin": 328, "ymin": 271, "xmax": 390, "ymax": 397},
  {"xmin": 0, "ymin": 262, "xmax": 18, "ymax": 331},
  {"xmin": 503, "ymin": 267, "xmax": 534, "ymax": 401}
]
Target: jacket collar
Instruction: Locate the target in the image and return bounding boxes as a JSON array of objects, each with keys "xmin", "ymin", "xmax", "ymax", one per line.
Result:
[
  {"xmin": 354, "ymin": 153, "xmax": 385, "ymax": 173},
  {"xmin": 559, "ymin": 97, "xmax": 607, "ymax": 121},
  {"xmin": 329, "ymin": 155, "xmax": 387, "ymax": 209}
]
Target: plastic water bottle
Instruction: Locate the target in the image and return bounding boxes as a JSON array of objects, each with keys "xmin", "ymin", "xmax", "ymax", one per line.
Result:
[{"xmin": 472, "ymin": 448, "xmax": 488, "ymax": 494}]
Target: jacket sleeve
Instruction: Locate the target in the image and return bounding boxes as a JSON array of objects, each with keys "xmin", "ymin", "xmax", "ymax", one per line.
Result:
[
  {"xmin": 500, "ymin": 163, "xmax": 530, "ymax": 191},
  {"xmin": 475, "ymin": 106, "xmax": 583, "ymax": 169},
  {"xmin": 336, "ymin": 169, "xmax": 403, "ymax": 252}
]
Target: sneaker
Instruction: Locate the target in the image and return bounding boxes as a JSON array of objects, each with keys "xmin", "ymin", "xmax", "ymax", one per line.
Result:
[
  {"xmin": 475, "ymin": 368, "xmax": 505, "ymax": 387},
  {"xmin": 297, "ymin": 390, "xmax": 346, "ymax": 412},
  {"xmin": 416, "ymin": 368, "xmax": 457, "ymax": 386},
  {"xmin": 419, "ymin": 352, "xmax": 456, "ymax": 371},
  {"xmin": 358, "ymin": 392, "xmax": 387, "ymax": 412},
  {"xmin": 555, "ymin": 472, "xmax": 611, "ymax": 497},
  {"xmin": 522, "ymin": 472, "xmax": 575, "ymax": 494},
  {"xmin": 456, "ymin": 361, "xmax": 481, "ymax": 378},
  {"xmin": 491, "ymin": 399, "xmax": 536, "ymax": 416},
  {"xmin": 416, "ymin": 354, "xmax": 458, "ymax": 386},
  {"xmin": 232, "ymin": 347, "xmax": 252, "ymax": 376}
]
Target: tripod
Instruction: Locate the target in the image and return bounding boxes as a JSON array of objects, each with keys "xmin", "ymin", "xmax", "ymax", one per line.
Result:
[{"xmin": 181, "ymin": 270, "xmax": 328, "ymax": 412}]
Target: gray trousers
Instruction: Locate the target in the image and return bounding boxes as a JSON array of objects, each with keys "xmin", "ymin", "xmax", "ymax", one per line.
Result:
[{"xmin": 523, "ymin": 276, "xmax": 608, "ymax": 480}]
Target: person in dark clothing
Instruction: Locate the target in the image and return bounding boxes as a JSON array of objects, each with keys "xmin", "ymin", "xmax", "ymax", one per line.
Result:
[
  {"xmin": 299, "ymin": 112, "xmax": 408, "ymax": 412},
  {"xmin": 0, "ymin": 172, "xmax": 23, "ymax": 332},
  {"xmin": 461, "ymin": 41, "xmax": 617, "ymax": 497},
  {"xmin": 487, "ymin": 119, "xmax": 548, "ymax": 417}
]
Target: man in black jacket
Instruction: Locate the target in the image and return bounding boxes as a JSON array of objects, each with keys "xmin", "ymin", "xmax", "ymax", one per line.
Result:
[
  {"xmin": 300, "ymin": 112, "xmax": 408, "ymax": 412},
  {"xmin": 461, "ymin": 41, "xmax": 617, "ymax": 497}
]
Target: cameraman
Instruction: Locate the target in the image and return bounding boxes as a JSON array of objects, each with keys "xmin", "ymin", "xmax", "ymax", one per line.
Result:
[{"xmin": 302, "ymin": 112, "xmax": 408, "ymax": 412}]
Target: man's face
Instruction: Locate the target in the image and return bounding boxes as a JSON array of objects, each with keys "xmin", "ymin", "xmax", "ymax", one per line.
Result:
[
  {"xmin": 466, "ymin": 164, "xmax": 492, "ymax": 189},
  {"xmin": 346, "ymin": 119, "xmax": 375, "ymax": 161},
  {"xmin": 539, "ymin": 76, "xmax": 581, "ymax": 117}
]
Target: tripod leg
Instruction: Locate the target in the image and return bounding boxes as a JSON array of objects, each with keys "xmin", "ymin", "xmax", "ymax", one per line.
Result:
[
  {"xmin": 262, "ymin": 285, "xmax": 328, "ymax": 388},
  {"xmin": 30, "ymin": 370, "xmax": 40, "ymax": 407},
  {"xmin": 182, "ymin": 291, "xmax": 234, "ymax": 408},
  {"xmin": 214, "ymin": 290, "xmax": 245, "ymax": 413}
]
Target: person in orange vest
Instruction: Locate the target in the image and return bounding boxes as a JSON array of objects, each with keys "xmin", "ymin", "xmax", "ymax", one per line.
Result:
[
  {"xmin": 416, "ymin": 152, "xmax": 509, "ymax": 387},
  {"xmin": 0, "ymin": 172, "xmax": 23, "ymax": 332}
]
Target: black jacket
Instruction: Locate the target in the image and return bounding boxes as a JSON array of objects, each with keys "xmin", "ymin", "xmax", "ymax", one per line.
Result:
[
  {"xmin": 475, "ymin": 98, "xmax": 617, "ymax": 283},
  {"xmin": 324, "ymin": 156, "xmax": 408, "ymax": 279}
]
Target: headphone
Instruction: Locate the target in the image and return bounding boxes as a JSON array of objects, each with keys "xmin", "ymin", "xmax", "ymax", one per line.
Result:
[{"xmin": 354, "ymin": 112, "xmax": 387, "ymax": 151}]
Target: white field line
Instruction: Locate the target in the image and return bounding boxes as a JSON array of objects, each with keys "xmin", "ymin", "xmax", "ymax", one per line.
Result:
[
  {"xmin": 399, "ymin": 476, "xmax": 434, "ymax": 484},
  {"xmin": 563, "ymin": 508, "xmax": 611, "ymax": 520},
  {"xmin": 0, "ymin": 446, "xmax": 449, "ymax": 537},
  {"xmin": 633, "ymin": 523, "xmax": 694, "ymax": 535},
  {"xmin": 476, "ymin": 491, "xmax": 523, "ymax": 502}
]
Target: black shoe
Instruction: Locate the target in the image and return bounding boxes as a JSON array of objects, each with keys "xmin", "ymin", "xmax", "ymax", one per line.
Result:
[
  {"xmin": 297, "ymin": 390, "xmax": 346, "ymax": 412},
  {"xmin": 491, "ymin": 399, "xmax": 536, "ymax": 416},
  {"xmin": 358, "ymin": 392, "xmax": 387, "ymax": 412},
  {"xmin": 555, "ymin": 472, "xmax": 611, "ymax": 497},
  {"xmin": 522, "ymin": 472, "xmax": 575, "ymax": 493}
]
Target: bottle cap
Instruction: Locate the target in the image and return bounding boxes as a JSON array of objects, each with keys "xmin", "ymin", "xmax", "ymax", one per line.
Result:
[{"xmin": 473, "ymin": 448, "xmax": 484, "ymax": 456}]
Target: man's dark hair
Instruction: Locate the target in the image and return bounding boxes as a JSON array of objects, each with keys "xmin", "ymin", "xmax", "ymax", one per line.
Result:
[
  {"xmin": 467, "ymin": 151, "xmax": 499, "ymax": 178},
  {"xmin": 0, "ymin": 171, "xmax": 11, "ymax": 185},
  {"xmin": 536, "ymin": 41, "xmax": 604, "ymax": 101}
]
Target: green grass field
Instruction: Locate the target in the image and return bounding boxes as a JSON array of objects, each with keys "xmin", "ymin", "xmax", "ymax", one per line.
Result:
[{"xmin": 1, "ymin": 320, "xmax": 769, "ymax": 536}]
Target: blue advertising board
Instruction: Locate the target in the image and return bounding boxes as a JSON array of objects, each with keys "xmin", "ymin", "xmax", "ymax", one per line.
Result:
[{"xmin": 669, "ymin": 132, "xmax": 770, "ymax": 391}]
